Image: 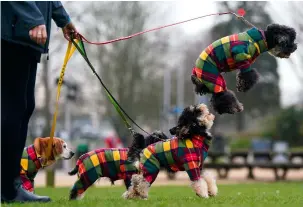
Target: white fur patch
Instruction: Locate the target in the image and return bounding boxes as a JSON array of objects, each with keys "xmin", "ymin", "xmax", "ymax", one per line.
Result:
[
  {"xmin": 122, "ymin": 186, "xmax": 138, "ymax": 199},
  {"xmin": 58, "ymin": 141, "xmax": 74, "ymax": 160},
  {"xmin": 189, "ymin": 106, "xmax": 195, "ymax": 112},
  {"xmin": 131, "ymin": 174, "xmax": 150, "ymax": 199},
  {"xmin": 268, "ymin": 47, "xmax": 282, "ymax": 57},
  {"xmin": 134, "ymin": 161, "xmax": 140, "ymax": 169},
  {"xmin": 202, "ymin": 171, "xmax": 218, "ymax": 197},
  {"xmin": 191, "ymin": 179, "xmax": 209, "ymax": 198}
]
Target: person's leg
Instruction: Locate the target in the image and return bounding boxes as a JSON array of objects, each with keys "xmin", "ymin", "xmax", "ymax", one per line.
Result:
[
  {"xmin": 1, "ymin": 40, "xmax": 50, "ymax": 202},
  {"xmin": 1, "ymin": 40, "xmax": 32, "ymax": 200},
  {"xmin": 17, "ymin": 57, "xmax": 38, "ymax": 168}
]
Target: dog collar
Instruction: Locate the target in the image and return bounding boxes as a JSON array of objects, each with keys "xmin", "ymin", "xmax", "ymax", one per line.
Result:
[
  {"xmin": 36, "ymin": 153, "xmax": 46, "ymax": 169},
  {"xmin": 246, "ymin": 28, "xmax": 268, "ymax": 54}
]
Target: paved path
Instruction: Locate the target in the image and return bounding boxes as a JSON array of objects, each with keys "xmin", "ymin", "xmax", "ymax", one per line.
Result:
[{"xmin": 34, "ymin": 168, "xmax": 303, "ymax": 187}]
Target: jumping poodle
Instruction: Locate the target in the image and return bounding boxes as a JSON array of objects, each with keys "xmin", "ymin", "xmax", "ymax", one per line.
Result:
[
  {"xmin": 191, "ymin": 24, "xmax": 297, "ymax": 114},
  {"xmin": 123, "ymin": 104, "xmax": 218, "ymax": 199}
]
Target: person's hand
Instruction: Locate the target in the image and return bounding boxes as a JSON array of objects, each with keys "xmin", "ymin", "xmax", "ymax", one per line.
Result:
[
  {"xmin": 62, "ymin": 22, "xmax": 78, "ymax": 41},
  {"xmin": 29, "ymin": 25, "xmax": 47, "ymax": 45}
]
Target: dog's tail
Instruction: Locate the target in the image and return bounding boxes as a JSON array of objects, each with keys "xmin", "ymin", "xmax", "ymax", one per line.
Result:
[
  {"xmin": 127, "ymin": 133, "xmax": 145, "ymax": 163},
  {"xmin": 68, "ymin": 165, "xmax": 79, "ymax": 176},
  {"xmin": 169, "ymin": 126, "xmax": 178, "ymax": 135}
]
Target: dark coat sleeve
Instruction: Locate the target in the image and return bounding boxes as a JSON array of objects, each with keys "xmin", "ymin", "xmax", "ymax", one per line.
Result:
[{"xmin": 51, "ymin": 1, "xmax": 71, "ymax": 28}]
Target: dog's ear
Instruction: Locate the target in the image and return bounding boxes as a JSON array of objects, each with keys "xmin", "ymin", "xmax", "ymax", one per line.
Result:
[
  {"xmin": 34, "ymin": 137, "xmax": 50, "ymax": 156},
  {"xmin": 178, "ymin": 125, "xmax": 190, "ymax": 139},
  {"xmin": 169, "ymin": 126, "xmax": 178, "ymax": 135},
  {"xmin": 53, "ymin": 138, "xmax": 63, "ymax": 155}
]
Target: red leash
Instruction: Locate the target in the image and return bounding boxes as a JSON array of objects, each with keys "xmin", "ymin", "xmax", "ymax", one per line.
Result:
[{"xmin": 78, "ymin": 11, "xmax": 249, "ymax": 45}]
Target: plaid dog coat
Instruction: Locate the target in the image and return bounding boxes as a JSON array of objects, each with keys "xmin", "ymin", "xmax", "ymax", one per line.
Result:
[
  {"xmin": 20, "ymin": 145, "xmax": 42, "ymax": 192},
  {"xmin": 192, "ymin": 27, "xmax": 268, "ymax": 93},
  {"xmin": 70, "ymin": 148, "xmax": 138, "ymax": 196},
  {"xmin": 140, "ymin": 135, "xmax": 211, "ymax": 184}
]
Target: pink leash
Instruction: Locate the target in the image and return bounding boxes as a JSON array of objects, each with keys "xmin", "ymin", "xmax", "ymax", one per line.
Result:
[{"xmin": 78, "ymin": 10, "xmax": 252, "ymax": 45}]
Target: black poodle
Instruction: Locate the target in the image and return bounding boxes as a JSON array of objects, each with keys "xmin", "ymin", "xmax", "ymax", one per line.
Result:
[{"xmin": 191, "ymin": 24, "xmax": 297, "ymax": 115}]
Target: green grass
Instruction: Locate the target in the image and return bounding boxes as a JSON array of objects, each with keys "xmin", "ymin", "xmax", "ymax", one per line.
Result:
[{"xmin": 3, "ymin": 182, "xmax": 303, "ymax": 207}]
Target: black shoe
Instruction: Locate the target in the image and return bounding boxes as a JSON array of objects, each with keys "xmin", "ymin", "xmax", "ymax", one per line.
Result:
[{"xmin": 1, "ymin": 186, "xmax": 51, "ymax": 203}]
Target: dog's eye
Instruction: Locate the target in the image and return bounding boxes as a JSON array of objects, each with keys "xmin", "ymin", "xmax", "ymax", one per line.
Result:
[{"xmin": 63, "ymin": 145, "xmax": 66, "ymax": 148}]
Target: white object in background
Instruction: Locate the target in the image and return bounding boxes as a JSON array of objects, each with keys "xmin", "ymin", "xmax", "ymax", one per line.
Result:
[
  {"xmin": 247, "ymin": 151, "xmax": 254, "ymax": 164},
  {"xmin": 272, "ymin": 141, "xmax": 289, "ymax": 164}
]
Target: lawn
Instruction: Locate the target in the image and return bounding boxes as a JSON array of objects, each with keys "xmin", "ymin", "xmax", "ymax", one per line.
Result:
[{"xmin": 3, "ymin": 182, "xmax": 303, "ymax": 207}]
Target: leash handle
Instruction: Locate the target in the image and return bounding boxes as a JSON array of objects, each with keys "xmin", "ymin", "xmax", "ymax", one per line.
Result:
[{"xmin": 45, "ymin": 40, "xmax": 78, "ymax": 166}]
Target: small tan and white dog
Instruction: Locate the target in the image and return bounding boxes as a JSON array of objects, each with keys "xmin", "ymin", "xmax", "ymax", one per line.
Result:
[{"xmin": 20, "ymin": 137, "xmax": 74, "ymax": 192}]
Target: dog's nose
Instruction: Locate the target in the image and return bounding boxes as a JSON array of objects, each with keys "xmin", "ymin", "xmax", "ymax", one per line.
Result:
[{"xmin": 70, "ymin": 151, "xmax": 75, "ymax": 157}]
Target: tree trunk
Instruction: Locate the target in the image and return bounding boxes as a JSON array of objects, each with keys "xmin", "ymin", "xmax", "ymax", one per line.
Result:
[
  {"xmin": 41, "ymin": 56, "xmax": 55, "ymax": 187},
  {"xmin": 236, "ymin": 112, "xmax": 245, "ymax": 132}
]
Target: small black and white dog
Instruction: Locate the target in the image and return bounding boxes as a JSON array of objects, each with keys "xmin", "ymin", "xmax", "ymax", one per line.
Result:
[{"xmin": 123, "ymin": 104, "xmax": 217, "ymax": 200}]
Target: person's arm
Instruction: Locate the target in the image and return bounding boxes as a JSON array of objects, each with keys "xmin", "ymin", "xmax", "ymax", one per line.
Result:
[
  {"xmin": 51, "ymin": 1, "xmax": 78, "ymax": 41},
  {"xmin": 8, "ymin": 1, "xmax": 45, "ymax": 30},
  {"xmin": 51, "ymin": 1, "xmax": 71, "ymax": 28}
]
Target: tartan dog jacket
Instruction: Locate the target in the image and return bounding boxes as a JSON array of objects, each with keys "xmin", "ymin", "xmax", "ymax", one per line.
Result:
[
  {"xmin": 20, "ymin": 145, "xmax": 42, "ymax": 192},
  {"xmin": 192, "ymin": 27, "xmax": 268, "ymax": 93},
  {"xmin": 70, "ymin": 148, "xmax": 138, "ymax": 196},
  {"xmin": 140, "ymin": 135, "xmax": 211, "ymax": 184}
]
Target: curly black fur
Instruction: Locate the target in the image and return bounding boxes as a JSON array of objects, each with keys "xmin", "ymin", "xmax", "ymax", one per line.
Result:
[
  {"xmin": 169, "ymin": 105, "xmax": 210, "ymax": 139},
  {"xmin": 127, "ymin": 133, "xmax": 145, "ymax": 163},
  {"xmin": 191, "ymin": 75, "xmax": 211, "ymax": 95},
  {"xmin": 169, "ymin": 126, "xmax": 178, "ymax": 135},
  {"xmin": 127, "ymin": 131, "xmax": 169, "ymax": 163},
  {"xmin": 236, "ymin": 68, "xmax": 260, "ymax": 92},
  {"xmin": 210, "ymin": 90, "xmax": 243, "ymax": 115},
  {"xmin": 144, "ymin": 131, "xmax": 168, "ymax": 146},
  {"xmin": 265, "ymin": 24, "xmax": 297, "ymax": 57}
]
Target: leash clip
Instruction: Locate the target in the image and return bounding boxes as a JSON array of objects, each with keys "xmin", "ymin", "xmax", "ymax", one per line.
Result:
[{"xmin": 129, "ymin": 127, "xmax": 136, "ymax": 135}]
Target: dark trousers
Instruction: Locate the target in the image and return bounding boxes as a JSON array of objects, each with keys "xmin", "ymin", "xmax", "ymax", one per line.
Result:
[{"xmin": 1, "ymin": 40, "xmax": 40, "ymax": 199}]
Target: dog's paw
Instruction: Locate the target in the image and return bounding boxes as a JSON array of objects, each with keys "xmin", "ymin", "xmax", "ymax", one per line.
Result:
[
  {"xmin": 122, "ymin": 191, "xmax": 130, "ymax": 199},
  {"xmin": 196, "ymin": 192, "xmax": 209, "ymax": 199},
  {"xmin": 122, "ymin": 187, "xmax": 138, "ymax": 200},
  {"xmin": 208, "ymin": 185, "xmax": 218, "ymax": 197},
  {"xmin": 192, "ymin": 179, "xmax": 209, "ymax": 199},
  {"xmin": 236, "ymin": 69, "xmax": 260, "ymax": 92}
]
